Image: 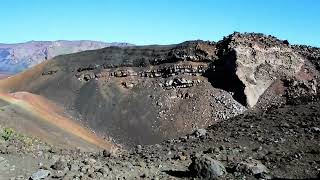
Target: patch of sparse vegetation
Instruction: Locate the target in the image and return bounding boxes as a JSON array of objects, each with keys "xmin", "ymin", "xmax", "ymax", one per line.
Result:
[
  {"xmin": 1, "ymin": 127, "xmax": 33, "ymax": 147},
  {"xmin": 1, "ymin": 127, "xmax": 15, "ymax": 141}
]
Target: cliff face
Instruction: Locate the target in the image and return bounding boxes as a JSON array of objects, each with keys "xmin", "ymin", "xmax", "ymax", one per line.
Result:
[
  {"xmin": 213, "ymin": 33, "xmax": 305, "ymax": 107},
  {"xmin": 0, "ymin": 40, "xmax": 131, "ymax": 73},
  {"xmin": 0, "ymin": 32, "xmax": 318, "ymax": 147}
]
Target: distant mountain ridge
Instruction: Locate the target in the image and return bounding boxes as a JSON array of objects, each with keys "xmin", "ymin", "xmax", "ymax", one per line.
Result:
[{"xmin": 0, "ymin": 40, "xmax": 132, "ymax": 74}]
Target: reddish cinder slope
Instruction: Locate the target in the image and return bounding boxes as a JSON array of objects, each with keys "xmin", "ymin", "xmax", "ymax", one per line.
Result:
[
  {"xmin": 0, "ymin": 91, "xmax": 117, "ymax": 152},
  {"xmin": 0, "ymin": 61, "xmax": 47, "ymax": 92}
]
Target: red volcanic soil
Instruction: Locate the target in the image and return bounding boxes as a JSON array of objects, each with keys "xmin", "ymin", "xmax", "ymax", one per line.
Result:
[
  {"xmin": 0, "ymin": 91, "xmax": 117, "ymax": 152},
  {"xmin": 0, "ymin": 61, "xmax": 50, "ymax": 93},
  {"xmin": 0, "ymin": 63, "xmax": 119, "ymax": 151}
]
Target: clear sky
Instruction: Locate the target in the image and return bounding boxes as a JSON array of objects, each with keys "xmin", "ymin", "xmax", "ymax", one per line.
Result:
[{"xmin": 0, "ymin": 0, "xmax": 319, "ymax": 46}]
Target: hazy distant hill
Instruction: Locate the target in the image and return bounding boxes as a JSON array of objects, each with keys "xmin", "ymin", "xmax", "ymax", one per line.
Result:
[{"xmin": 0, "ymin": 40, "xmax": 132, "ymax": 74}]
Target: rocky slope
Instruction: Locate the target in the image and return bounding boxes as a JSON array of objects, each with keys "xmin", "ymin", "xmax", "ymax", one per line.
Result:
[
  {"xmin": 0, "ymin": 32, "xmax": 319, "ymax": 149},
  {"xmin": 0, "ymin": 40, "xmax": 131, "ymax": 74},
  {"xmin": 0, "ymin": 95, "xmax": 319, "ymax": 179}
]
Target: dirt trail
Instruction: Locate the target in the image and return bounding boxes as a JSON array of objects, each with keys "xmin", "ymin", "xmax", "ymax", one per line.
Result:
[{"xmin": 0, "ymin": 91, "xmax": 116, "ymax": 152}]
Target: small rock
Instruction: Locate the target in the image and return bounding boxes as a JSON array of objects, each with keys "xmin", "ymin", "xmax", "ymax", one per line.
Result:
[
  {"xmin": 311, "ymin": 127, "xmax": 320, "ymax": 133},
  {"xmin": 239, "ymin": 159, "xmax": 269, "ymax": 175},
  {"xmin": 193, "ymin": 129, "xmax": 207, "ymax": 138},
  {"xmin": 140, "ymin": 173, "xmax": 147, "ymax": 178},
  {"xmin": 102, "ymin": 150, "xmax": 111, "ymax": 157},
  {"xmin": 88, "ymin": 172, "xmax": 97, "ymax": 178},
  {"xmin": 219, "ymin": 145, "xmax": 226, "ymax": 151},
  {"xmin": 179, "ymin": 155, "xmax": 187, "ymax": 161},
  {"xmin": 81, "ymin": 165, "xmax": 89, "ymax": 173},
  {"xmin": 98, "ymin": 167, "xmax": 109, "ymax": 175},
  {"xmin": 137, "ymin": 145, "xmax": 142, "ymax": 149},
  {"xmin": 180, "ymin": 136, "xmax": 188, "ymax": 142},
  {"xmin": 189, "ymin": 154, "xmax": 226, "ymax": 179},
  {"xmin": 281, "ymin": 122, "xmax": 290, "ymax": 128},
  {"xmin": 70, "ymin": 163, "xmax": 79, "ymax": 171},
  {"xmin": 51, "ymin": 170, "xmax": 65, "ymax": 178},
  {"xmin": 30, "ymin": 169, "xmax": 51, "ymax": 180},
  {"xmin": 51, "ymin": 160, "xmax": 66, "ymax": 170},
  {"xmin": 87, "ymin": 167, "xmax": 95, "ymax": 174},
  {"xmin": 84, "ymin": 158, "xmax": 96, "ymax": 165},
  {"xmin": 137, "ymin": 145, "xmax": 143, "ymax": 153}
]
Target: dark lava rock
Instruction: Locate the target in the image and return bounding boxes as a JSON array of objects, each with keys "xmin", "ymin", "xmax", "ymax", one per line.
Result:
[
  {"xmin": 102, "ymin": 149, "xmax": 111, "ymax": 157},
  {"xmin": 193, "ymin": 129, "xmax": 207, "ymax": 138},
  {"xmin": 51, "ymin": 160, "xmax": 66, "ymax": 170},
  {"xmin": 189, "ymin": 154, "xmax": 226, "ymax": 179}
]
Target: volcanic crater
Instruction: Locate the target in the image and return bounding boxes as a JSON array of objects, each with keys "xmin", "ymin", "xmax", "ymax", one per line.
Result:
[{"xmin": 0, "ymin": 32, "xmax": 319, "ymax": 150}]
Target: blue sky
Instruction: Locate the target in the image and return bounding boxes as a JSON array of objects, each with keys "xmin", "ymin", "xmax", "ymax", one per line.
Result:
[{"xmin": 0, "ymin": 0, "xmax": 319, "ymax": 46}]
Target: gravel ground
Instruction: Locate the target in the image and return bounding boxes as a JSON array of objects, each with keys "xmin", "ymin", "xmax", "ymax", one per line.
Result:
[{"xmin": 0, "ymin": 96, "xmax": 319, "ymax": 179}]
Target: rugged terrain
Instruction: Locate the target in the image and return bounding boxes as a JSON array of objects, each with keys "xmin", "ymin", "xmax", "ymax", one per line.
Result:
[
  {"xmin": 0, "ymin": 32, "xmax": 319, "ymax": 179},
  {"xmin": 0, "ymin": 40, "xmax": 131, "ymax": 74},
  {"xmin": 0, "ymin": 95, "xmax": 319, "ymax": 179},
  {"xmin": 0, "ymin": 32, "xmax": 319, "ymax": 147}
]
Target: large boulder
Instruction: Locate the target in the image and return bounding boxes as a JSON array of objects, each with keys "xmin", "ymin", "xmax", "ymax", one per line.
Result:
[{"xmin": 188, "ymin": 154, "xmax": 226, "ymax": 179}]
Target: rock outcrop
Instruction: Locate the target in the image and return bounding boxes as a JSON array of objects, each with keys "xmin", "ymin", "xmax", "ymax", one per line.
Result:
[
  {"xmin": 293, "ymin": 45, "xmax": 320, "ymax": 71},
  {"xmin": 211, "ymin": 33, "xmax": 305, "ymax": 107}
]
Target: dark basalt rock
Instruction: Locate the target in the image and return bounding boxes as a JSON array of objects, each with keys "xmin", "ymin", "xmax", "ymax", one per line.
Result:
[{"xmin": 189, "ymin": 154, "xmax": 226, "ymax": 179}]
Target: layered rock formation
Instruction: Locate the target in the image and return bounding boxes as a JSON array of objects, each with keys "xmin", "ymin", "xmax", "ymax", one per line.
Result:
[{"xmin": 0, "ymin": 32, "xmax": 318, "ymax": 148}]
